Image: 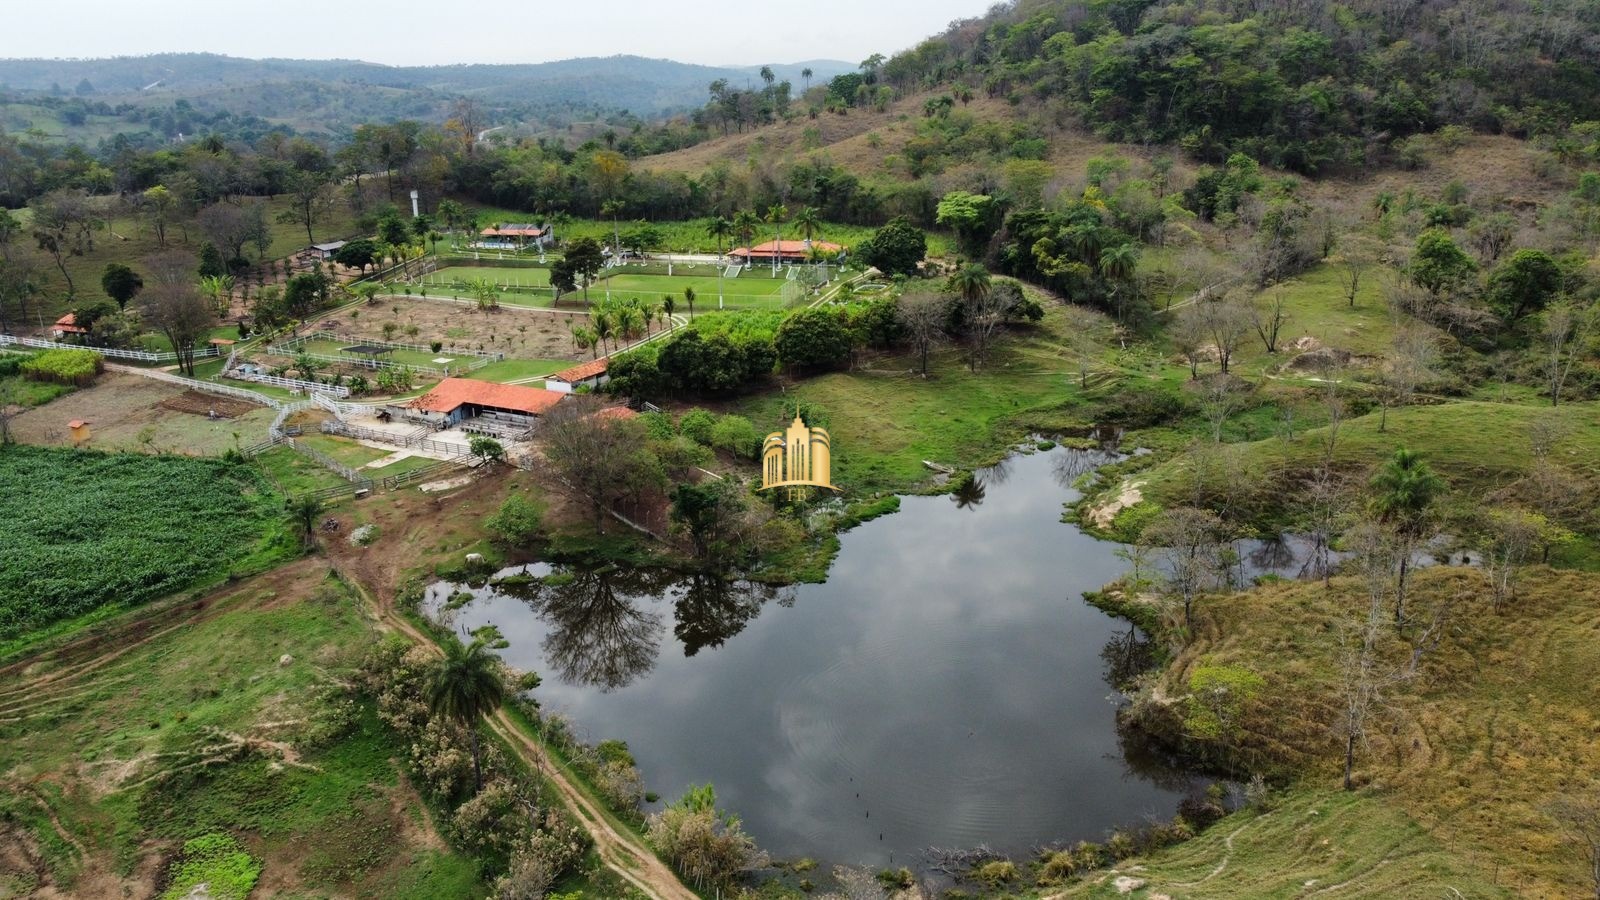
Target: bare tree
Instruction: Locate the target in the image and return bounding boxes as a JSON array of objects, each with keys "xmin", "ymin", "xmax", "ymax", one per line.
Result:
[
  {"xmin": 1478, "ymin": 507, "xmax": 1547, "ymax": 612},
  {"xmin": 28, "ymin": 188, "xmax": 98, "ymax": 296},
  {"xmin": 1197, "ymin": 291, "xmax": 1252, "ymax": 374},
  {"xmin": 963, "ymin": 281, "xmax": 1017, "ymax": 372},
  {"xmin": 1062, "ymin": 305, "xmax": 1104, "ymax": 388},
  {"xmin": 1303, "ymin": 372, "xmax": 1349, "ymax": 586},
  {"xmin": 1191, "ymin": 373, "xmax": 1250, "ymax": 443},
  {"xmin": 1172, "ymin": 303, "xmax": 1210, "ymax": 379},
  {"xmin": 1140, "ymin": 507, "xmax": 1229, "ymax": 637},
  {"xmin": 896, "ymin": 292, "xmax": 950, "ymax": 376},
  {"xmin": 1251, "ymin": 290, "xmax": 1290, "ymax": 353},
  {"xmin": 1377, "ymin": 325, "xmax": 1436, "ymax": 432},
  {"xmin": 138, "ymin": 251, "xmax": 215, "ymax": 377},
  {"xmin": 1547, "ymin": 785, "xmax": 1600, "ymax": 899},
  {"xmin": 0, "ymin": 243, "xmax": 43, "ymax": 334},
  {"xmin": 541, "ymin": 397, "xmax": 659, "ymax": 533},
  {"xmin": 1337, "ymin": 521, "xmax": 1406, "ymax": 790},
  {"xmin": 1538, "ymin": 300, "xmax": 1599, "ymax": 407},
  {"xmin": 197, "ymin": 200, "xmax": 270, "ymax": 265},
  {"xmin": 1336, "ymin": 236, "xmax": 1379, "ymax": 307}
]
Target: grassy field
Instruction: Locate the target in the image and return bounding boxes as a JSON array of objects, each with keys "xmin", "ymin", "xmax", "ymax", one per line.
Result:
[
  {"xmin": 0, "ymin": 445, "xmax": 288, "ymax": 649},
  {"xmin": 599, "ymin": 269, "xmax": 794, "ymax": 309},
  {"xmin": 454, "ymin": 209, "xmax": 955, "ymax": 256},
  {"xmin": 1137, "ymin": 399, "xmax": 1600, "ymax": 510},
  {"xmin": 252, "ymin": 445, "xmax": 354, "ymax": 497},
  {"xmin": 1134, "ymin": 565, "xmax": 1600, "ymax": 896},
  {"xmin": 0, "ymin": 568, "xmax": 483, "ymax": 897},
  {"xmin": 8, "ymin": 372, "xmax": 281, "ymax": 454},
  {"xmin": 470, "ymin": 357, "xmax": 576, "ymax": 381},
  {"xmin": 1055, "ymin": 788, "xmax": 1506, "ymax": 898}
]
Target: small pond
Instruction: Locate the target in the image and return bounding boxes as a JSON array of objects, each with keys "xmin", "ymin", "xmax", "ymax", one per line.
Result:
[{"xmin": 427, "ymin": 444, "xmax": 1208, "ymax": 867}]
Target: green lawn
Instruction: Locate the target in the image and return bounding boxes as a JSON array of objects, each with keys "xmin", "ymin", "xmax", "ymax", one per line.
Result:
[
  {"xmin": 252, "ymin": 445, "xmax": 353, "ymax": 497},
  {"xmin": 597, "ymin": 270, "xmax": 796, "ymax": 310},
  {"xmin": 470, "ymin": 357, "xmax": 578, "ymax": 382},
  {"xmin": 423, "ymin": 264, "xmax": 553, "ymax": 289}
]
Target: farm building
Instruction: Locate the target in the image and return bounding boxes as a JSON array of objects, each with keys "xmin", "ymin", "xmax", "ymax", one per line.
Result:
[
  {"xmin": 52, "ymin": 313, "xmax": 88, "ymax": 339},
  {"xmin": 545, "ymin": 358, "xmax": 608, "ymax": 393},
  {"xmin": 477, "ymin": 223, "xmax": 550, "ymax": 250},
  {"xmin": 401, "ymin": 377, "xmax": 564, "ymax": 437},
  {"xmin": 307, "ymin": 240, "xmax": 348, "ymax": 261},
  {"xmin": 728, "ymin": 240, "xmax": 845, "ymax": 264}
]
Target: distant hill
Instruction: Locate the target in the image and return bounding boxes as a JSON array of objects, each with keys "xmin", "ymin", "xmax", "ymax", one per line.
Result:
[{"xmin": 0, "ymin": 53, "xmax": 858, "ymax": 133}]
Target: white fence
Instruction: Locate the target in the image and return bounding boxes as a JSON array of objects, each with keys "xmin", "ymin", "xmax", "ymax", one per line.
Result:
[
  {"xmin": 0, "ymin": 334, "xmax": 222, "ymax": 363},
  {"xmin": 225, "ymin": 370, "xmax": 352, "ymax": 398}
]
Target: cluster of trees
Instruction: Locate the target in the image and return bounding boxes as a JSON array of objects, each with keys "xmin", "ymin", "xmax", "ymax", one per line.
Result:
[
  {"xmin": 873, "ymin": 0, "xmax": 1600, "ymax": 173},
  {"xmin": 357, "ymin": 636, "xmax": 593, "ymax": 896}
]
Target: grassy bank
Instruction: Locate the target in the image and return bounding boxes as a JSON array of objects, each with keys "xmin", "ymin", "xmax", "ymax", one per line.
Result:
[
  {"xmin": 1121, "ymin": 565, "xmax": 1600, "ymax": 896},
  {"xmin": 0, "ymin": 569, "xmax": 483, "ymax": 898}
]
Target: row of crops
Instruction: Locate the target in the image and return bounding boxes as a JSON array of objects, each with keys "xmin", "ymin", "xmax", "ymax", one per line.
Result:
[{"xmin": 0, "ymin": 445, "xmax": 285, "ymax": 642}]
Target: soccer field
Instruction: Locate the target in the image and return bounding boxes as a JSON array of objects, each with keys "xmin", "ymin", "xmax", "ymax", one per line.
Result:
[{"xmin": 596, "ymin": 271, "xmax": 793, "ymax": 309}]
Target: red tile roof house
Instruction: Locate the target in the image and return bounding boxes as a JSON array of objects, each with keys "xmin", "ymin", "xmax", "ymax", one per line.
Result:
[
  {"xmin": 728, "ymin": 240, "xmax": 846, "ymax": 265},
  {"xmin": 402, "ymin": 377, "xmax": 565, "ymax": 428},
  {"xmin": 545, "ymin": 358, "xmax": 609, "ymax": 393},
  {"xmin": 52, "ymin": 313, "xmax": 89, "ymax": 340},
  {"xmin": 476, "ymin": 223, "xmax": 551, "ymax": 250}
]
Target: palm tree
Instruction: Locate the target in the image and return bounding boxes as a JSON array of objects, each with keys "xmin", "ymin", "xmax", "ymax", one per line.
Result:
[
  {"xmin": 732, "ymin": 211, "xmax": 760, "ymax": 264},
  {"xmin": 760, "ymin": 66, "xmax": 775, "ymax": 92},
  {"xmin": 427, "ymin": 637, "xmax": 506, "ymax": 793},
  {"xmin": 1098, "ymin": 243, "xmax": 1140, "ymax": 283},
  {"xmin": 764, "ymin": 204, "xmax": 788, "ymax": 276},
  {"xmin": 706, "ymin": 216, "xmax": 733, "ymax": 260},
  {"xmin": 289, "ymin": 495, "xmax": 324, "ymax": 552},
  {"xmin": 662, "ymin": 294, "xmax": 675, "ymax": 320},
  {"xmin": 794, "ymin": 206, "xmax": 821, "ymax": 249},
  {"xmin": 1370, "ymin": 448, "xmax": 1445, "ymax": 627},
  {"xmin": 683, "ymin": 286, "xmax": 696, "ymax": 321},
  {"xmin": 801, "ymin": 67, "xmax": 813, "ymax": 93},
  {"xmin": 594, "ymin": 310, "xmax": 614, "ymax": 354},
  {"xmin": 949, "ymin": 263, "xmax": 992, "ymax": 303},
  {"xmin": 601, "ymin": 199, "xmax": 626, "ymax": 261}
]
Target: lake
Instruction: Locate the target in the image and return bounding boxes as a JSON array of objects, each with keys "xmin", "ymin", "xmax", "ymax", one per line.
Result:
[{"xmin": 426, "ymin": 444, "xmax": 1206, "ymax": 867}]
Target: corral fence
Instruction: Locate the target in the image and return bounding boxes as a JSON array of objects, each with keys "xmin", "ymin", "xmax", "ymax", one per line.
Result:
[
  {"xmin": 319, "ymin": 418, "xmax": 471, "ymax": 457},
  {"xmin": 265, "ymin": 329, "xmax": 501, "ymax": 377},
  {"xmin": 0, "ymin": 334, "xmax": 222, "ymax": 364}
]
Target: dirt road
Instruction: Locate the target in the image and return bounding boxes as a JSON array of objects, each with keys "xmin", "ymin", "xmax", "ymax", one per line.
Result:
[{"xmin": 338, "ymin": 574, "xmax": 697, "ymax": 900}]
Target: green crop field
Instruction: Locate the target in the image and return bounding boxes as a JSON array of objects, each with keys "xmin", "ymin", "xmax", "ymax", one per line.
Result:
[{"xmin": 0, "ymin": 446, "xmax": 288, "ymax": 646}]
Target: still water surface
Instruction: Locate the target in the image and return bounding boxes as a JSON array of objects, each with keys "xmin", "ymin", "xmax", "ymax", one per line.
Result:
[{"xmin": 428, "ymin": 445, "xmax": 1203, "ymax": 866}]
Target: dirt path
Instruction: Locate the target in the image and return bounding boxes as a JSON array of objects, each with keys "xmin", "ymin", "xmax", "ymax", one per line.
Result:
[{"xmin": 338, "ymin": 574, "xmax": 696, "ymax": 900}]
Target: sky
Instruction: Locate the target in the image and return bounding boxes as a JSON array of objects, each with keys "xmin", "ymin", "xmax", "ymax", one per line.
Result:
[{"xmin": 6, "ymin": 0, "xmax": 992, "ymax": 68}]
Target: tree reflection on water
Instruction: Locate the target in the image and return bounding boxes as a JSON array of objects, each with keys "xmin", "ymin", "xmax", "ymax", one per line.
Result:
[
  {"xmin": 495, "ymin": 566, "xmax": 786, "ymax": 689},
  {"xmin": 674, "ymin": 575, "xmax": 787, "ymax": 657}
]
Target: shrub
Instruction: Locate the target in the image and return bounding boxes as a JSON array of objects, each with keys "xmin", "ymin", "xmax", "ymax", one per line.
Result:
[
  {"xmin": 775, "ymin": 307, "xmax": 853, "ymax": 372},
  {"xmin": 487, "ymin": 492, "xmax": 544, "ymax": 546},
  {"xmin": 709, "ymin": 415, "xmax": 760, "ymax": 459},
  {"xmin": 1038, "ymin": 850, "xmax": 1077, "ymax": 884},
  {"xmin": 1184, "ymin": 664, "xmax": 1267, "ymax": 740},
  {"xmin": 160, "ymin": 833, "xmax": 261, "ymax": 900},
  {"xmin": 975, "ymin": 859, "xmax": 1018, "ymax": 888},
  {"xmin": 679, "ymin": 408, "xmax": 717, "ymax": 444},
  {"xmin": 639, "ymin": 411, "xmax": 676, "ymax": 440},
  {"xmin": 21, "ymin": 348, "xmax": 102, "ymax": 386}
]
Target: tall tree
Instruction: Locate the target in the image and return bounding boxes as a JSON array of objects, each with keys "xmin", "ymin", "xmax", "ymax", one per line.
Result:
[
  {"xmin": 1370, "ymin": 448, "xmax": 1445, "ymax": 627},
  {"xmin": 139, "ymin": 250, "xmax": 215, "ymax": 377},
  {"xmin": 565, "ymin": 237, "xmax": 604, "ymax": 303},
  {"xmin": 897, "ymin": 291, "xmax": 950, "ymax": 376},
  {"xmin": 427, "ymin": 637, "xmax": 506, "ymax": 792},
  {"xmin": 99, "ymin": 263, "xmax": 143, "ymax": 311},
  {"xmin": 706, "ymin": 216, "xmax": 733, "ymax": 259}
]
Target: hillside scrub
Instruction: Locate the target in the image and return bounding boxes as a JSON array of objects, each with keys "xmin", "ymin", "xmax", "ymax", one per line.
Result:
[{"xmin": 1117, "ymin": 565, "xmax": 1600, "ymax": 896}]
